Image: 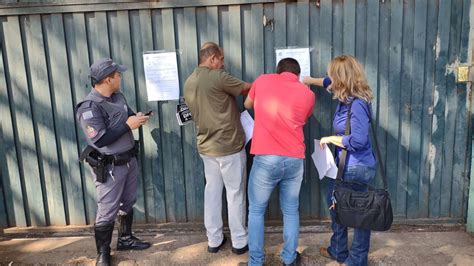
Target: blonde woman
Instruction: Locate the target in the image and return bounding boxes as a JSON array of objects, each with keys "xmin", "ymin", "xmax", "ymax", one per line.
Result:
[{"xmin": 304, "ymin": 55, "xmax": 376, "ymax": 266}]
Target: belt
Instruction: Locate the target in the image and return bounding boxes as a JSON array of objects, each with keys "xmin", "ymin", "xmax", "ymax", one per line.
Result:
[{"xmin": 109, "ymin": 141, "xmax": 139, "ymax": 166}]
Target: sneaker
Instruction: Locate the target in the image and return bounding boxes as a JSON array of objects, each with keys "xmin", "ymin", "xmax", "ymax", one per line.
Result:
[
  {"xmin": 283, "ymin": 251, "xmax": 301, "ymax": 266},
  {"xmin": 232, "ymin": 244, "xmax": 248, "ymax": 255},
  {"xmin": 208, "ymin": 236, "xmax": 227, "ymax": 253}
]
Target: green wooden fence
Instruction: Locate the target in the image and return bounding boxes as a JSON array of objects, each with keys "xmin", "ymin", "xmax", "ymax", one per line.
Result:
[{"xmin": 0, "ymin": 0, "xmax": 471, "ymax": 227}]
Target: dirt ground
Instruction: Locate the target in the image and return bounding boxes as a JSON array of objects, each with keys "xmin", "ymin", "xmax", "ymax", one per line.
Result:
[{"xmin": 1, "ymin": 224, "xmax": 473, "ymax": 265}]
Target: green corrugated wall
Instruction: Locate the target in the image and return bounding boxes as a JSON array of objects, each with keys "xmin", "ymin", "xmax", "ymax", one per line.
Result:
[{"xmin": 0, "ymin": 0, "xmax": 471, "ymax": 227}]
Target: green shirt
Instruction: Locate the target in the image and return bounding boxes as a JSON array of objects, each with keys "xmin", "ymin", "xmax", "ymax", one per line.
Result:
[{"xmin": 184, "ymin": 67, "xmax": 245, "ymax": 156}]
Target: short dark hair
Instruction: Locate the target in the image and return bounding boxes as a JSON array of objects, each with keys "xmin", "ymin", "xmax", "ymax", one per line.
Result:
[
  {"xmin": 199, "ymin": 42, "xmax": 222, "ymax": 64},
  {"xmin": 92, "ymin": 71, "xmax": 117, "ymax": 87},
  {"xmin": 276, "ymin": 58, "xmax": 300, "ymax": 75}
]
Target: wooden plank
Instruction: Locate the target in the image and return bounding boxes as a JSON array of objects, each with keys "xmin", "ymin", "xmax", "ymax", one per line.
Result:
[
  {"xmin": 406, "ymin": 0, "xmax": 427, "ymax": 219},
  {"xmin": 23, "ymin": 14, "xmax": 66, "ymax": 226},
  {"xmin": 469, "ymin": 138, "xmax": 474, "ymax": 232},
  {"xmin": 439, "ymin": 0, "xmax": 461, "ymax": 217},
  {"xmin": 229, "ymin": 6, "xmax": 242, "ymax": 79},
  {"xmin": 130, "ymin": 9, "xmax": 164, "ymax": 223},
  {"xmin": 262, "ymin": 3, "xmax": 274, "ymax": 75},
  {"xmin": 145, "ymin": 9, "xmax": 168, "ymax": 223},
  {"xmin": 196, "ymin": 7, "xmax": 207, "ymax": 47},
  {"xmin": 385, "ymin": 1, "xmax": 405, "ymax": 216},
  {"xmin": 430, "ymin": 0, "xmax": 451, "ymax": 218},
  {"xmin": 206, "ymin": 6, "xmax": 219, "ymax": 44},
  {"xmin": 159, "ymin": 8, "xmax": 186, "ymax": 222},
  {"xmin": 308, "ymin": 0, "xmax": 321, "ymax": 219},
  {"xmin": 0, "ymin": 0, "xmax": 287, "ymax": 16},
  {"xmin": 365, "ymin": 0, "xmax": 381, "ymax": 188},
  {"xmin": 85, "ymin": 12, "xmax": 110, "ymax": 64},
  {"xmin": 418, "ymin": 0, "xmax": 438, "ymax": 218},
  {"xmin": 318, "ymin": 0, "xmax": 333, "ymax": 219},
  {"xmin": 179, "ymin": 7, "xmax": 205, "ymax": 222},
  {"xmin": 42, "ymin": 13, "xmax": 85, "ymax": 225},
  {"xmin": 398, "ymin": 0, "xmax": 415, "ymax": 219},
  {"xmin": 343, "ymin": 0, "xmax": 355, "ymax": 56},
  {"xmin": 446, "ymin": 0, "xmax": 465, "ymax": 218},
  {"xmin": 459, "ymin": 0, "xmax": 471, "ymax": 220},
  {"xmin": 0, "ymin": 34, "xmax": 25, "ymax": 227},
  {"xmin": 0, "ymin": 124, "xmax": 9, "ymax": 228},
  {"xmin": 332, "ymin": 0, "xmax": 343, "ymax": 56},
  {"xmin": 64, "ymin": 12, "xmax": 96, "ymax": 225},
  {"xmin": 3, "ymin": 15, "xmax": 46, "ymax": 226},
  {"xmin": 355, "ymin": 0, "xmax": 367, "ymax": 64}
]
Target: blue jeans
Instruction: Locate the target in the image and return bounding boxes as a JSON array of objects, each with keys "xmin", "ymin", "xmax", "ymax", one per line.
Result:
[
  {"xmin": 326, "ymin": 165, "xmax": 376, "ymax": 266},
  {"xmin": 248, "ymin": 155, "xmax": 304, "ymax": 266}
]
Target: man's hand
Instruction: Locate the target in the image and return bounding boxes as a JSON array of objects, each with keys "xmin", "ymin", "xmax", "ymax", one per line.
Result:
[
  {"xmin": 126, "ymin": 115, "xmax": 149, "ymax": 129},
  {"xmin": 241, "ymin": 82, "xmax": 252, "ymax": 95}
]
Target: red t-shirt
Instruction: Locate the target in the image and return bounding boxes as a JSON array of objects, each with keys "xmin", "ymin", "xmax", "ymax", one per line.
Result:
[{"xmin": 248, "ymin": 72, "xmax": 315, "ymax": 158}]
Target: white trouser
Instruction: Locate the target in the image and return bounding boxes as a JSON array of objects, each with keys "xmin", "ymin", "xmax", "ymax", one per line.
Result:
[{"xmin": 200, "ymin": 149, "xmax": 248, "ymax": 249}]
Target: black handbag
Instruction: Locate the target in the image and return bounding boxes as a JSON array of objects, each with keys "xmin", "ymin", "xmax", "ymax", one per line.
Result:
[{"xmin": 332, "ymin": 102, "xmax": 393, "ymax": 231}]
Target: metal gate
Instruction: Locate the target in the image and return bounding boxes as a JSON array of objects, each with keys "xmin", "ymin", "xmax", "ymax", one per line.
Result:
[{"xmin": 0, "ymin": 0, "xmax": 471, "ymax": 227}]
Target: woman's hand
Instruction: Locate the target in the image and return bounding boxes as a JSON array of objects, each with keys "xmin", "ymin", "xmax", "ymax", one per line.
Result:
[
  {"xmin": 303, "ymin": 76, "xmax": 324, "ymax": 87},
  {"xmin": 319, "ymin": 136, "xmax": 345, "ymax": 149},
  {"xmin": 319, "ymin": 137, "xmax": 331, "ymax": 149}
]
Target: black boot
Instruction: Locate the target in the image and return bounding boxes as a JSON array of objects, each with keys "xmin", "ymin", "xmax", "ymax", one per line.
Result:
[
  {"xmin": 94, "ymin": 222, "xmax": 114, "ymax": 266},
  {"xmin": 117, "ymin": 209, "xmax": 151, "ymax": 251}
]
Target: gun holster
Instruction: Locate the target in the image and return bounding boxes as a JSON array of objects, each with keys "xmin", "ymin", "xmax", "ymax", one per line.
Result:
[{"xmin": 80, "ymin": 146, "xmax": 109, "ymax": 183}]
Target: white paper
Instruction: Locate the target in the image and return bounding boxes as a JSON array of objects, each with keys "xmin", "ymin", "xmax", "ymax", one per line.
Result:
[
  {"xmin": 311, "ymin": 139, "xmax": 338, "ymax": 180},
  {"xmin": 143, "ymin": 52, "xmax": 180, "ymax": 101},
  {"xmin": 240, "ymin": 110, "xmax": 254, "ymax": 145},
  {"xmin": 275, "ymin": 48, "xmax": 311, "ymax": 82}
]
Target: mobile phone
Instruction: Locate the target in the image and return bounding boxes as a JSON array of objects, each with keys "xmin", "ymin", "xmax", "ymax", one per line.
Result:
[{"xmin": 144, "ymin": 110, "xmax": 153, "ymax": 116}]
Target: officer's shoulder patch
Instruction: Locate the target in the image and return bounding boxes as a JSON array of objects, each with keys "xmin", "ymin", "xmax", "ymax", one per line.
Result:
[
  {"xmin": 86, "ymin": 125, "xmax": 98, "ymax": 138},
  {"xmin": 82, "ymin": 110, "xmax": 94, "ymax": 120}
]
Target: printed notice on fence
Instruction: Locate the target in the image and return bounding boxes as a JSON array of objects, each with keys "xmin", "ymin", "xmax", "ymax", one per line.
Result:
[
  {"xmin": 275, "ymin": 48, "xmax": 311, "ymax": 82},
  {"xmin": 143, "ymin": 51, "xmax": 180, "ymax": 101}
]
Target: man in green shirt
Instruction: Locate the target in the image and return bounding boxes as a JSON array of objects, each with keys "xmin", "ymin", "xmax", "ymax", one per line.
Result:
[{"xmin": 184, "ymin": 42, "xmax": 251, "ymax": 255}]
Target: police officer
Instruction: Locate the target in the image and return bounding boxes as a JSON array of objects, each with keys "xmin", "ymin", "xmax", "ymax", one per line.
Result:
[{"xmin": 76, "ymin": 58, "xmax": 151, "ymax": 266}]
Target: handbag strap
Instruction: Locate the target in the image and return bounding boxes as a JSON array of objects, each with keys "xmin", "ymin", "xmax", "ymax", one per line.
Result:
[
  {"xmin": 336, "ymin": 103, "xmax": 352, "ymax": 181},
  {"xmin": 369, "ymin": 108, "xmax": 388, "ymax": 189},
  {"xmin": 335, "ymin": 101, "xmax": 388, "ymax": 190}
]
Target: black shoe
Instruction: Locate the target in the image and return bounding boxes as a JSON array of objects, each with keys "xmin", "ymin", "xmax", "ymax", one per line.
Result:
[
  {"xmin": 208, "ymin": 236, "xmax": 227, "ymax": 253},
  {"xmin": 116, "ymin": 210, "xmax": 151, "ymax": 251},
  {"xmin": 117, "ymin": 235, "xmax": 151, "ymax": 251},
  {"xmin": 283, "ymin": 251, "xmax": 302, "ymax": 266},
  {"xmin": 232, "ymin": 244, "xmax": 248, "ymax": 255},
  {"xmin": 94, "ymin": 222, "xmax": 114, "ymax": 266}
]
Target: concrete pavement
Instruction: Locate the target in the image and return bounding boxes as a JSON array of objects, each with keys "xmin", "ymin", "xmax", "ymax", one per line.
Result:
[{"xmin": 1, "ymin": 224, "xmax": 473, "ymax": 265}]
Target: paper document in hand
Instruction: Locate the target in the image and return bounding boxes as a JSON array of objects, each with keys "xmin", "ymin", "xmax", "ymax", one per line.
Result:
[
  {"xmin": 240, "ymin": 110, "xmax": 254, "ymax": 145},
  {"xmin": 311, "ymin": 139, "xmax": 338, "ymax": 180}
]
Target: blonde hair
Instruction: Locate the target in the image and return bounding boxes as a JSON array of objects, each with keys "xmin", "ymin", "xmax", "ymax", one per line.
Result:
[{"xmin": 327, "ymin": 55, "xmax": 373, "ymax": 103}]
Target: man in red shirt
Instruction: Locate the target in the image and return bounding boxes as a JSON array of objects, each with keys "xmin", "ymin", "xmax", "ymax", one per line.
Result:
[{"xmin": 244, "ymin": 58, "xmax": 315, "ymax": 266}]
